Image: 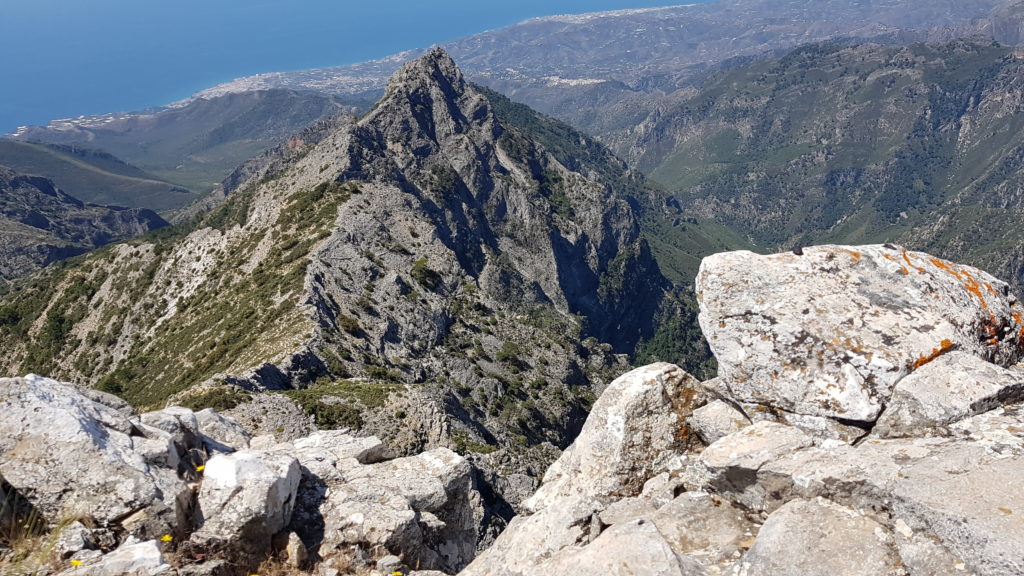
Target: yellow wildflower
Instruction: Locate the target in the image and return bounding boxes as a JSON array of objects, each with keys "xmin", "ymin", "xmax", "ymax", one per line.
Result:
[
  {"xmin": 391, "ymin": 572, "xmax": 404, "ymax": 576},
  {"xmin": 161, "ymin": 534, "xmax": 173, "ymax": 542},
  {"xmin": 70, "ymin": 560, "xmax": 82, "ymax": 566},
  {"xmin": 196, "ymin": 465, "xmax": 206, "ymax": 472}
]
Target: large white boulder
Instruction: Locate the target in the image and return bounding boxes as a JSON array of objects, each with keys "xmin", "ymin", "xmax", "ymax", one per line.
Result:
[
  {"xmin": 191, "ymin": 449, "xmax": 301, "ymax": 552},
  {"xmin": 461, "ymin": 363, "xmax": 707, "ymax": 576},
  {"xmin": 61, "ymin": 540, "xmax": 170, "ymax": 575},
  {"xmin": 697, "ymin": 245, "xmax": 1024, "ymax": 423},
  {"xmin": 0, "ymin": 375, "xmax": 182, "ymax": 527}
]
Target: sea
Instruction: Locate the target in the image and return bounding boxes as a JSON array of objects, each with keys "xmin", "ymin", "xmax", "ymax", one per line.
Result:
[{"xmin": 0, "ymin": 0, "xmax": 706, "ymax": 134}]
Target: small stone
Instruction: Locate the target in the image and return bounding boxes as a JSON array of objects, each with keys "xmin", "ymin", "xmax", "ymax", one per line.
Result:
[
  {"xmin": 688, "ymin": 399, "xmax": 750, "ymax": 445},
  {"xmin": 286, "ymin": 532, "xmax": 308, "ymax": 568},
  {"xmin": 377, "ymin": 554, "xmax": 404, "ymax": 573}
]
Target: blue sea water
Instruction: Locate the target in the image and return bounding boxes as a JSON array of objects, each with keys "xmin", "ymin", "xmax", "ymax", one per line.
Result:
[{"xmin": 0, "ymin": 0, "xmax": 708, "ymax": 134}]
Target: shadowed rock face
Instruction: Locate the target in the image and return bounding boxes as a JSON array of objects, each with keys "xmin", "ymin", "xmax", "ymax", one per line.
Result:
[{"xmin": 0, "ymin": 167, "xmax": 167, "ymax": 280}]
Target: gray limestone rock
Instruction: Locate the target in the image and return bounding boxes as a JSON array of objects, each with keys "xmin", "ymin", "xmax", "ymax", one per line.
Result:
[
  {"xmin": 697, "ymin": 245, "xmax": 1024, "ymax": 423},
  {"xmin": 874, "ymin": 351, "xmax": 1024, "ymax": 438},
  {"xmin": 0, "ymin": 375, "xmax": 181, "ymax": 527},
  {"xmin": 195, "ymin": 408, "xmax": 252, "ymax": 453},
  {"xmin": 523, "ymin": 363, "xmax": 702, "ymax": 513},
  {"xmin": 528, "ymin": 519, "xmax": 709, "ymax": 576},
  {"xmin": 59, "ymin": 540, "xmax": 171, "ymax": 575},
  {"xmin": 697, "ymin": 421, "xmax": 814, "ymax": 510},
  {"xmin": 648, "ymin": 492, "xmax": 755, "ymax": 570},
  {"xmin": 287, "ymin": 431, "xmax": 476, "ymax": 574},
  {"xmin": 687, "ymin": 400, "xmax": 750, "ymax": 445},
  {"xmin": 462, "ymin": 363, "xmax": 706, "ymax": 576},
  {"xmin": 734, "ymin": 498, "xmax": 900, "ymax": 576},
  {"xmin": 191, "ymin": 449, "xmax": 301, "ymax": 553},
  {"xmin": 700, "ymin": 430, "xmax": 1024, "ymax": 576}
]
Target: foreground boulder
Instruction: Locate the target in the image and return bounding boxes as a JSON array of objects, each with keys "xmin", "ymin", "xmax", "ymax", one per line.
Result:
[
  {"xmin": 284, "ymin": 431, "xmax": 477, "ymax": 574},
  {"xmin": 190, "ymin": 449, "xmax": 301, "ymax": 553},
  {"xmin": 0, "ymin": 375, "xmax": 184, "ymax": 531},
  {"xmin": 461, "ymin": 363, "xmax": 727, "ymax": 576},
  {"xmin": 461, "ymin": 245, "xmax": 1024, "ymax": 576},
  {"xmin": 697, "ymin": 245, "xmax": 1024, "ymax": 424}
]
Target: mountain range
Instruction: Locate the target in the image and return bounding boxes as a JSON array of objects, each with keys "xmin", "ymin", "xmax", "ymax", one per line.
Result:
[
  {"xmin": 11, "ymin": 0, "xmax": 1024, "ymax": 211},
  {"xmin": 0, "ymin": 167, "xmax": 167, "ymax": 283},
  {"xmin": 5, "ymin": 2, "xmax": 1024, "ymax": 572},
  {"xmin": 0, "ymin": 54, "xmax": 701, "ymax": 511}
]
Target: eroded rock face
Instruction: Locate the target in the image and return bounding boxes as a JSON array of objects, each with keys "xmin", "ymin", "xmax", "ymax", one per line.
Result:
[
  {"xmin": 524, "ymin": 362, "xmax": 701, "ymax": 512},
  {"xmin": 461, "ymin": 363, "xmax": 713, "ymax": 576},
  {"xmin": 57, "ymin": 540, "xmax": 171, "ymax": 575},
  {"xmin": 697, "ymin": 244, "xmax": 1024, "ymax": 423},
  {"xmin": 734, "ymin": 498, "xmax": 900, "ymax": 576},
  {"xmin": 873, "ymin": 351, "xmax": 1024, "ymax": 438}
]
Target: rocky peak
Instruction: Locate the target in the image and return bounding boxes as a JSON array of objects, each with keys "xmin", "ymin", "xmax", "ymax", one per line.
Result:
[
  {"xmin": 361, "ymin": 48, "xmax": 497, "ymax": 153},
  {"xmin": 387, "ymin": 47, "xmax": 468, "ymax": 98}
]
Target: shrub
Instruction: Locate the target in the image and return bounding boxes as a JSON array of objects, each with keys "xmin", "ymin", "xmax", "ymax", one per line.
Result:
[{"xmin": 410, "ymin": 258, "xmax": 443, "ymax": 291}]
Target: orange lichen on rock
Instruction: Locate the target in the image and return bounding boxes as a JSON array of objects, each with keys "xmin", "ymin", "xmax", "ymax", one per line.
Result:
[
  {"xmin": 929, "ymin": 257, "xmax": 990, "ymax": 309},
  {"xmin": 843, "ymin": 249, "xmax": 862, "ymax": 263},
  {"xmin": 913, "ymin": 339, "xmax": 955, "ymax": 369},
  {"xmin": 902, "ymin": 249, "xmax": 926, "ymax": 273}
]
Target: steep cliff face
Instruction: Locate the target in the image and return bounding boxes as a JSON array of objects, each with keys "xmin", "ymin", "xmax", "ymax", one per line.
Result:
[
  {"xmin": 0, "ymin": 167, "xmax": 167, "ymax": 281},
  {"xmin": 0, "ymin": 50, "xmax": 670, "ymax": 466}
]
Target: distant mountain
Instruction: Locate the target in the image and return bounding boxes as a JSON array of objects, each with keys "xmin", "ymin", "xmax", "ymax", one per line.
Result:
[
  {"xmin": 0, "ymin": 140, "xmax": 196, "ymax": 213},
  {"xmin": 0, "ymin": 167, "xmax": 167, "ymax": 281},
  {"xmin": 9, "ymin": 0, "xmax": 1021, "ymax": 218},
  {"xmin": 617, "ymin": 39, "xmax": 1024, "ymax": 289},
  {"xmin": 10, "ymin": 89, "xmax": 370, "ymax": 197}
]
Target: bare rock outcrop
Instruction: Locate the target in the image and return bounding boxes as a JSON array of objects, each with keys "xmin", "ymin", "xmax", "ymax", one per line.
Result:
[
  {"xmin": 697, "ymin": 244, "xmax": 1024, "ymax": 424},
  {"xmin": 0, "ymin": 375, "xmax": 184, "ymax": 531},
  {"xmin": 284, "ymin": 431, "xmax": 477, "ymax": 574},
  {"xmin": 190, "ymin": 450, "xmax": 301, "ymax": 554},
  {"xmin": 458, "ymin": 245, "xmax": 1024, "ymax": 576}
]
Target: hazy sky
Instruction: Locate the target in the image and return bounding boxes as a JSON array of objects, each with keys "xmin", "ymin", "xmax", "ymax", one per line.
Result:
[{"xmin": 0, "ymin": 1, "xmax": 706, "ymax": 132}]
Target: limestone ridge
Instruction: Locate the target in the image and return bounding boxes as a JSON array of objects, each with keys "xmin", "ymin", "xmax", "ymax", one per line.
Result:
[
  {"xmin": 0, "ymin": 50, "xmax": 669, "ymax": 464},
  {"xmin": 0, "ymin": 167, "xmax": 168, "ymax": 281}
]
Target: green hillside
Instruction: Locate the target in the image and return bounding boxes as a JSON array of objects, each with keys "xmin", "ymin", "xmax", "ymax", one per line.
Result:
[
  {"xmin": 0, "ymin": 140, "xmax": 198, "ymax": 213},
  {"xmin": 626, "ymin": 40, "xmax": 1024, "ymax": 288}
]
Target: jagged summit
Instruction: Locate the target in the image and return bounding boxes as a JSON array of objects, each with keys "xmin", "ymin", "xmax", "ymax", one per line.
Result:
[
  {"xmin": 357, "ymin": 48, "xmax": 500, "ymax": 170},
  {"xmin": 386, "ymin": 47, "xmax": 467, "ymax": 96}
]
